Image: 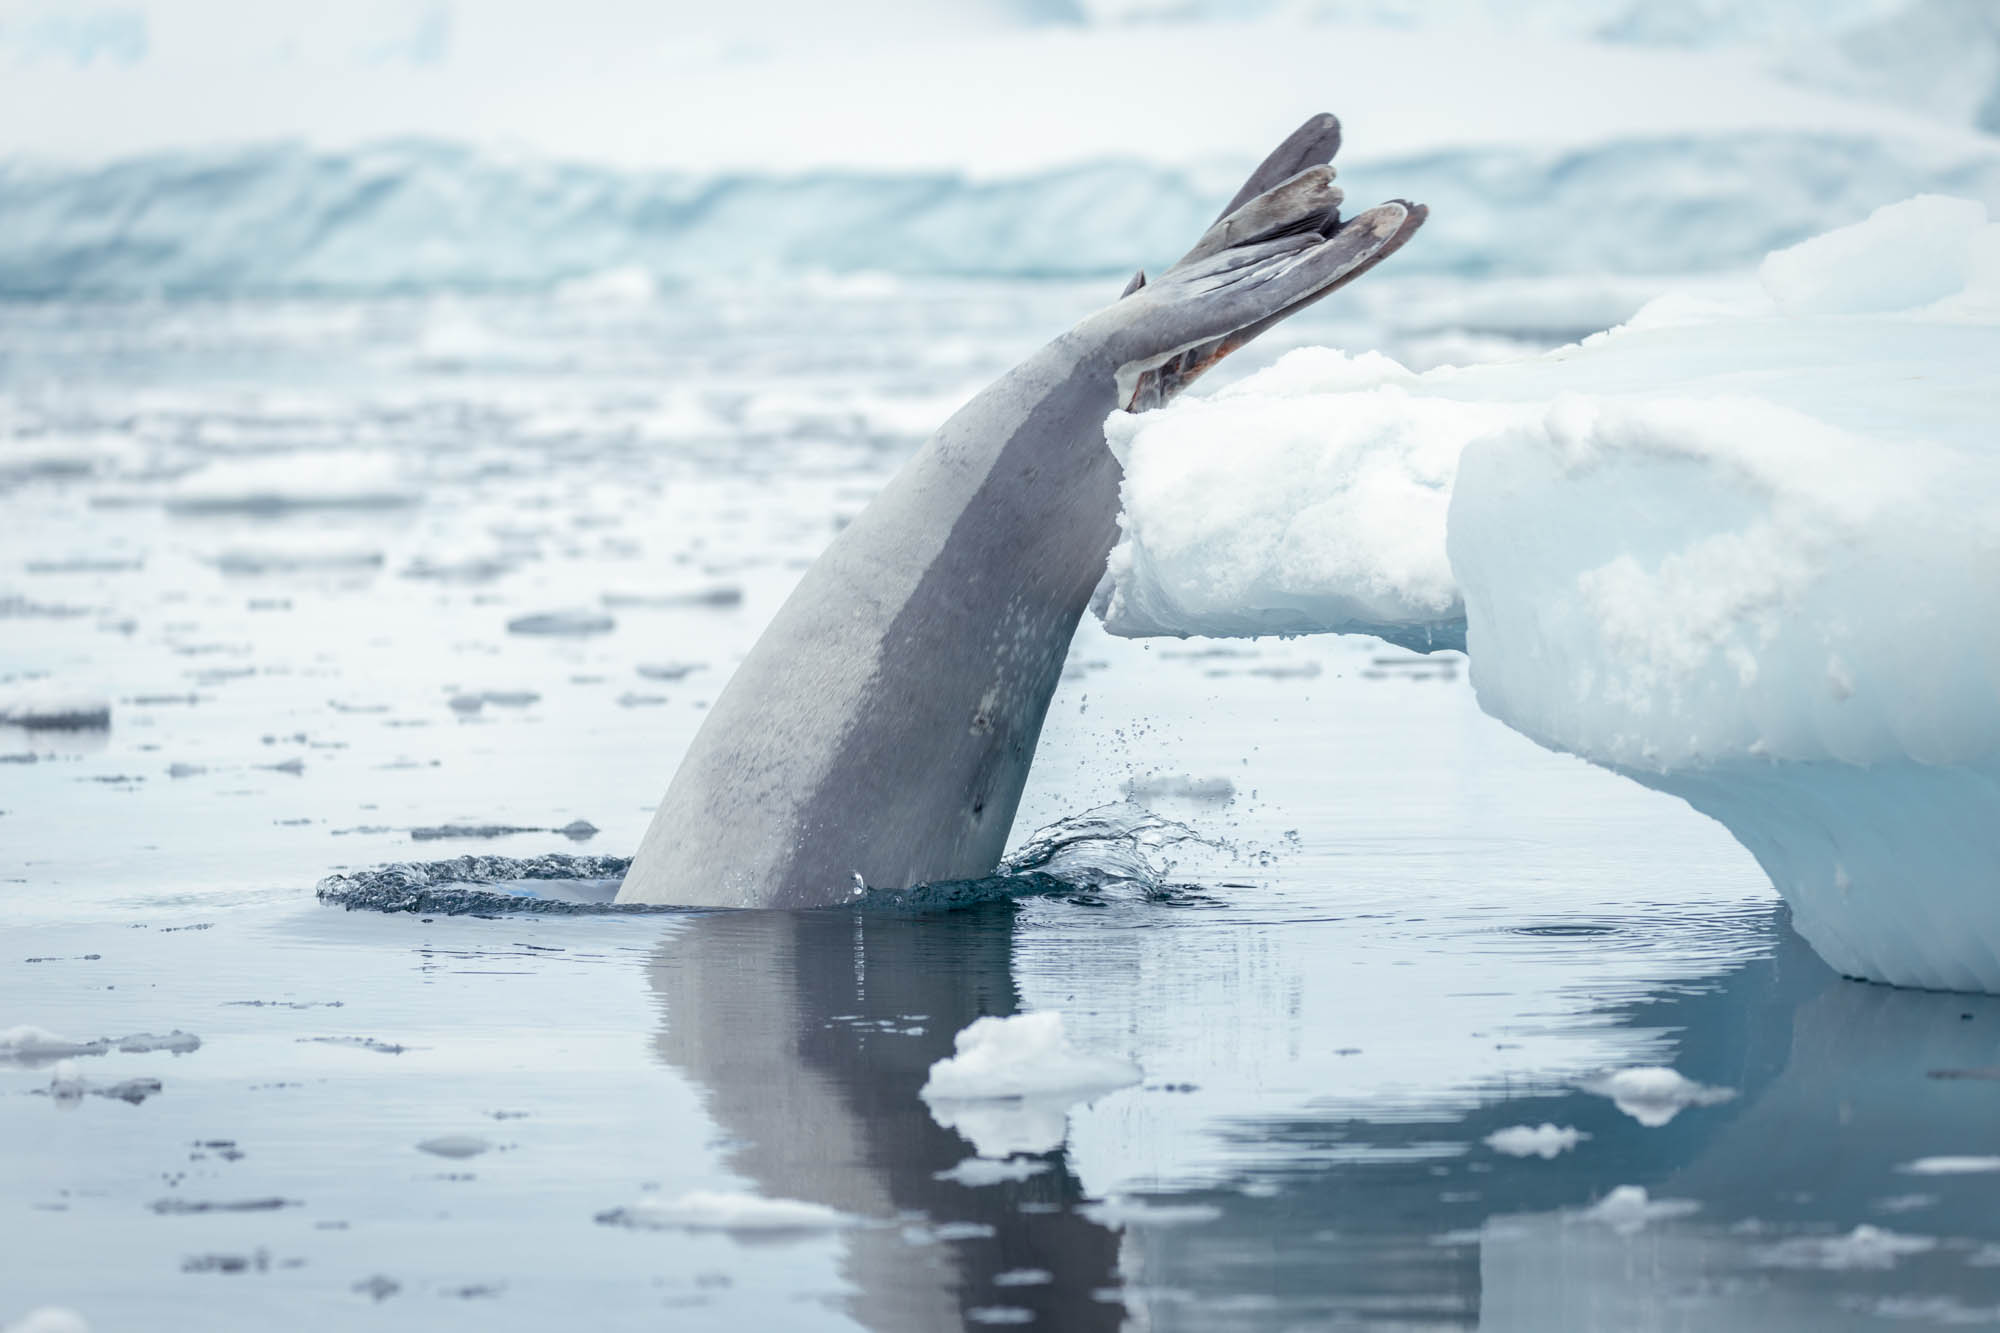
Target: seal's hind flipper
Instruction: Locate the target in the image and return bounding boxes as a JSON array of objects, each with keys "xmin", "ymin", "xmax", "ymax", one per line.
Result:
[{"xmin": 1214, "ymin": 112, "xmax": 1343, "ymax": 221}]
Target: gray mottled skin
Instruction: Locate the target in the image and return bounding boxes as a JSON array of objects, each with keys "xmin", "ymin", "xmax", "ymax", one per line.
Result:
[{"xmin": 618, "ymin": 114, "xmax": 1426, "ymax": 908}]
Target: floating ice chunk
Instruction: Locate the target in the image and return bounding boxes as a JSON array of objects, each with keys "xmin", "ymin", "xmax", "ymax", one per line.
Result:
[
  {"xmin": 0, "ymin": 1027, "xmax": 100, "ymax": 1060},
  {"xmin": 3, "ymin": 1309, "xmax": 90, "ymax": 1333},
  {"xmin": 506, "ymin": 609, "xmax": 615, "ymax": 637},
  {"xmin": 933, "ymin": 1157, "xmax": 1051, "ymax": 1187},
  {"xmin": 1106, "ymin": 195, "xmax": 2000, "ymax": 991},
  {"xmin": 1579, "ymin": 1185, "xmax": 1699, "ymax": 1234},
  {"xmin": 115, "ymin": 1031, "xmax": 200, "ymax": 1055},
  {"xmin": 1079, "ymin": 1197, "xmax": 1222, "ymax": 1227},
  {"xmin": 1484, "ymin": 1124, "xmax": 1588, "ymax": 1159},
  {"xmin": 3, "ymin": 1027, "xmax": 197, "ymax": 1063},
  {"xmin": 1899, "ymin": 1156, "xmax": 2000, "ymax": 1175},
  {"xmin": 165, "ymin": 452, "xmax": 417, "ymax": 515},
  {"xmin": 600, "ymin": 586, "xmax": 742, "ymax": 610},
  {"xmin": 0, "ymin": 689, "xmax": 109, "ymax": 730},
  {"xmin": 1580, "ymin": 1068, "xmax": 1735, "ymax": 1128},
  {"xmin": 1757, "ymin": 1225, "xmax": 1937, "ymax": 1271},
  {"xmin": 920, "ymin": 1013, "xmax": 1139, "ymax": 1101},
  {"xmin": 415, "ymin": 1135, "xmax": 490, "ymax": 1159},
  {"xmin": 920, "ymin": 1012, "xmax": 1140, "ymax": 1158},
  {"xmin": 594, "ymin": 1191, "xmax": 856, "ymax": 1234},
  {"xmin": 209, "ymin": 542, "xmax": 384, "ymax": 576}
]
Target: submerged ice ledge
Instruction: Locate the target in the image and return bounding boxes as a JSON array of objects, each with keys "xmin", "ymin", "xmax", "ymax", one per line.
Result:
[{"xmin": 1100, "ymin": 195, "xmax": 2000, "ymax": 992}]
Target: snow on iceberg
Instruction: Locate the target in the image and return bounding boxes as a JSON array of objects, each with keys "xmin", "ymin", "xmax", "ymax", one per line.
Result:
[{"xmin": 1103, "ymin": 195, "xmax": 2000, "ymax": 993}]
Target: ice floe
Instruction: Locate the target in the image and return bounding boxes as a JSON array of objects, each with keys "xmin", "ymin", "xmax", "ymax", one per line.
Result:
[{"xmin": 1102, "ymin": 194, "xmax": 2000, "ymax": 992}]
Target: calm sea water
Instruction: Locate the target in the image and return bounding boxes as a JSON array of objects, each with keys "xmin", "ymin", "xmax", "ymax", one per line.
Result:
[{"xmin": 4, "ymin": 281, "xmax": 1996, "ymax": 1331}]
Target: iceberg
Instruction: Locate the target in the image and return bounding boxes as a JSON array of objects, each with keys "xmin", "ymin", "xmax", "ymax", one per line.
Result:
[{"xmin": 1102, "ymin": 195, "xmax": 2000, "ymax": 993}]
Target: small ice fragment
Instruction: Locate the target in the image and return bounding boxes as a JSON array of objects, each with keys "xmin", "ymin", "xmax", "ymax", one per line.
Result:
[
  {"xmin": 966, "ymin": 1309, "xmax": 1034, "ymax": 1326},
  {"xmin": 0, "ymin": 690, "xmax": 109, "ymax": 730},
  {"xmin": 600, "ymin": 586, "xmax": 741, "ymax": 609},
  {"xmin": 1484, "ymin": 1124, "xmax": 1587, "ymax": 1159},
  {"xmin": 635, "ymin": 663, "xmax": 702, "ymax": 682},
  {"xmin": 1898, "ymin": 1156, "xmax": 2000, "ymax": 1175},
  {"xmin": 992, "ymin": 1269, "xmax": 1054, "ymax": 1287},
  {"xmin": 3, "ymin": 1309, "xmax": 91, "ymax": 1333},
  {"xmin": 166, "ymin": 763, "xmax": 206, "ymax": 779},
  {"xmin": 408, "ymin": 824, "xmax": 538, "ymax": 841},
  {"xmin": 1079, "ymin": 1197, "xmax": 1222, "ymax": 1227},
  {"xmin": 1757, "ymin": 1224, "xmax": 1936, "ymax": 1270},
  {"xmin": 1581, "ymin": 1067, "xmax": 1734, "ymax": 1127},
  {"xmin": 594, "ymin": 1191, "xmax": 856, "ymax": 1234},
  {"xmin": 920, "ymin": 1013, "xmax": 1140, "ymax": 1101},
  {"xmin": 1579, "ymin": 1185, "xmax": 1699, "ymax": 1234},
  {"xmin": 507, "ymin": 610, "xmax": 614, "ymax": 637},
  {"xmin": 933, "ymin": 1221, "xmax": 997, "ymax": 1241},
  {"xmin": 149, "ymin": 1198, "xmax": 298, "ymax": 1214},
  {"xmin": 0, "ymin": 1027, "xmax": 108, "ymax": 1061},
  {"xmin": 920, "ymin": 1013, "xmax": 1140, "ymax": 1158},
  {"xmin": 933, "ymin": 1157, "xmax": 1051, "ymax": 1187},
  {"xmin": 416, "ymin": 1135, "xmax": 490, "ymax": 1160},
  {"xmin": 116, "ymin": 1031, "xmax": 200, "ymax": 1055},
  {"xmin": 556, "ymin": 820, "xmax": 598, "ymax": 841}
]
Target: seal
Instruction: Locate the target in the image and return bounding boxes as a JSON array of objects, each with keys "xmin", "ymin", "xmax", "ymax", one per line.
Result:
[{"xmin": 616, "ymin": 114, "xmax": 1426, "ymax": 908}]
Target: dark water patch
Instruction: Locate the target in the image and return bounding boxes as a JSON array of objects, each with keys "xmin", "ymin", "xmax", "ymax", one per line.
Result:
[
  {"xmin": 316, "ymin": 806, "xmax": 1212, "ymax": 917},
  {"xmin": 1512, "ymin": 923, "xmax": 1621, "ymax": 938}
]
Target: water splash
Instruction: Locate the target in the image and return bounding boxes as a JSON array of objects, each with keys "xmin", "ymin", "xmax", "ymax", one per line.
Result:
[{"xmin": 315, "ymin": 804, "xmax": 1210, "ymax": 916}]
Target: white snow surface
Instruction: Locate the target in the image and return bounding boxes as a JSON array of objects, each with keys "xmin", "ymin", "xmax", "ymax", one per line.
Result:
[{"xmin": 1103, "ymin": 195, "xmax": 2000, "ymax": 992}]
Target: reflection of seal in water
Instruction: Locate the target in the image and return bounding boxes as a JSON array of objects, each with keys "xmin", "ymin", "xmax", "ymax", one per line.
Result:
[{"xmin": 618, "ymin": 115, "xmax": 1426, "ymax": 909}]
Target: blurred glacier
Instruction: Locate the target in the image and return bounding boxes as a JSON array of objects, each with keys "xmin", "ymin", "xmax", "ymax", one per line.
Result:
[
  {"xmin": 1103, "ymin": 195, "xmax": 2000, "ymax": 992},
  {"xmin": 6, "ymin": 133, "xmax": 2000, "ymax": 297}
]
